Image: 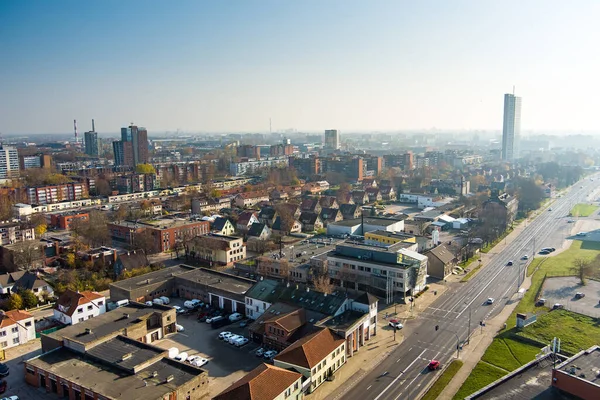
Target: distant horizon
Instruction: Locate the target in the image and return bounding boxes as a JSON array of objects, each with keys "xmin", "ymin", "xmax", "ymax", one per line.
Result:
[{"xmin": 2, "ymin": 1, "xmax": 599, "ymax": 134}]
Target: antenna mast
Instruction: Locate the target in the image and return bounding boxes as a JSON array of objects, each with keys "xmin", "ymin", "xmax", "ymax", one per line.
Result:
[{"xmin": 74, "ymin": 119, "xmax": 78, "ymax": 142}]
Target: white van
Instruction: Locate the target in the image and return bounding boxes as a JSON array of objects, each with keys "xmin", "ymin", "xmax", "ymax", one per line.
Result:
[
  {"xmin": 229, "ymin": 313, "xmax": 243, "ymax": 322},
  {"xmin": 153, "ymin": 298, "xmax": 164, "ymax": 305},
  {"xmin": 115, "ymin": 299, "xmax": 129, "ymax": 308},
  {"xmin": 168, "ymin": 347, "xmax": 179, "ymax": 359},
  {"xmin": 159, "ymin": 296, "xmax": 170, "ymax": 305}
]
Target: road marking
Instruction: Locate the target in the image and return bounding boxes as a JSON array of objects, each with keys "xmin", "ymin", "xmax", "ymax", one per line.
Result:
[
  {"xmin": 367, "ymin": 385, "xmax": 372, "ymax": 391},
  {"xmin": 374, "ymin": 349, "xmax": 426, "ymax": 400}
]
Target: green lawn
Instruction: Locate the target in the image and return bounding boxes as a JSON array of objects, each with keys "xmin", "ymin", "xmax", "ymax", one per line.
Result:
[
  {"xmin": 452, "ymin": 362, "xmax": 507, "ymax": 400},
  {"xmin": 421, "ymin": 360, "xmax": 463, "ymax": 400},
  {"xmin": 527, "ymin": 240, "xmax": 600, "ymax": 277},
  {"xmin": 480, "ymin": 337, "xmax": 539, "ymax": 371},
  {"xmin": 570, "ymin": 203, "xmax": 598, "ymax": 217}
]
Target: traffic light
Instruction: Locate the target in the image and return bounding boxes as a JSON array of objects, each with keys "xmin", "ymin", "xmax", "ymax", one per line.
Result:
[{"xmin": 435, "ymin": 325, "xmax": 439, "ymax": 331}]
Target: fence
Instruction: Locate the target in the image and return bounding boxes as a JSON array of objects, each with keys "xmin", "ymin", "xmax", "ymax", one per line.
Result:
[{"xmin": 35, "ymin": 325, "xmax": 66, "ymax": 339}]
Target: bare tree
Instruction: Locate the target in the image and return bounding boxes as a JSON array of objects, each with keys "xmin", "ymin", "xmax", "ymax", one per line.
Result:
[
  {"xmin": 572, "ymin": 258, "xmax": 594, "ymax": 285},
  {"xmin": 133, "ymin": 230, "xmax": 157, "ymax": 255},
  {"xmin": 313, "ymin": 272, "xmax": 334, "ymax": 294},
  {"xmin": 11, "ymin": 240, "xmax": 44, "ymax": 270}
]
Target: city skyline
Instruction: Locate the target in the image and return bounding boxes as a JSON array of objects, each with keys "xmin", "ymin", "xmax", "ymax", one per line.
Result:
[{"xmin": 1, "ymin": 1, "xmax": 599, "ymax": 134}]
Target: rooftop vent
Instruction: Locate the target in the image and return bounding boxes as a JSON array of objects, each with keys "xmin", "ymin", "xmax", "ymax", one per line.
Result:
[
  {"xmin": 165, "ymin": 375, "xmax": 174, "ymax": 383},
  {"xmin": 123, "ymin": 313, "xmax": 129, "ymax": 319},
  {"xmin": 85, "ymin": 328, "xmax": 92, "ymax": 334},
  {"xmin": 152, "ymin": 371, "xmax": 158, "ymax": 378},
  {"xmin": 121, "ymin": 353, "xmax": 132, "ymax": 361}
]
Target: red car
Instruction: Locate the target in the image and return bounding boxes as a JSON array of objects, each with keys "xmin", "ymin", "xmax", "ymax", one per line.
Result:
[
  {"xmin": 0, "ymin": 379, "xmax": 7, "ymax": 393},
  {"xmin": 428, "ymin": 360, "xmax": 440, "ymax": 371}
]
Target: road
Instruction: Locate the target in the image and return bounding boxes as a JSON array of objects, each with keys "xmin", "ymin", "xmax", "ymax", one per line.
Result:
[{"xmin": 335, "ymin": 176, "xmax": 600, "ymax": 400}]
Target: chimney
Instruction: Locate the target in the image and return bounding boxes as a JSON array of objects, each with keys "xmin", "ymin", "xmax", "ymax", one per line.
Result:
[
  {"xmin": 152, "ymin": 371, "xmax": 158, "ymax": 378},
  {"xmin": 85, "ymin": 328, "xmax": 92, "ymax": 334},
  {"xmin": 92, "ymin": 119, "xmax": 95, "ymax": 132},
  {"xmin": 165, "ymin": 375, "xmax": 174, "ymax": 383},
  {"xmin": 123, "ymin": 313, "xmax": 129, "ymax": 319}
]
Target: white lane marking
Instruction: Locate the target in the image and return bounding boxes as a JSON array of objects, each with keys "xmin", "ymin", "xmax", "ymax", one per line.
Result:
[
  {"xmin": 373, "ymin": 349, "xmax": 426, "ymax": 400},
  {"xmin": 367, "ymin": 385, "xmax": 372, "ymax": 391}
]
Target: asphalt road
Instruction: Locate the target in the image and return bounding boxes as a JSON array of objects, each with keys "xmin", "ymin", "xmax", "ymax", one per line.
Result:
[{"xmin": 335, "ymin": 175, "xmax": 600, "ymax": 400}]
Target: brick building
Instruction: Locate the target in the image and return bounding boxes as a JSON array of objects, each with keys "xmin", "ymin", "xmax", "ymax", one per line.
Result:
[
  {"xmin": 50, "ymin": 211, "xmax": 89, "ymax": 230},
  {"xmin": 26, "ymin": 183, "xmax": 88, "ymax": 205}
]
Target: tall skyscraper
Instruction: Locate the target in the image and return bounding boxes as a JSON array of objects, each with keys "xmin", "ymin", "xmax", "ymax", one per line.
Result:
[
  {"xmin": 84, "ymin": 131, "xmax": 99, "ymax": 156},
  {"xmin": 113, "ymin": 124, "xmax": 149, "ymax": 167},
  {"xmin": 502, "ymin": 93, "xmax": 522, "ymax": 161},
  {"xmin": 0, "ymin": 146, "xmax": 20, "ymax": 179},
  {"xmin": 324, "ymin": 129, "xmax": 340, "ymax": 150}
]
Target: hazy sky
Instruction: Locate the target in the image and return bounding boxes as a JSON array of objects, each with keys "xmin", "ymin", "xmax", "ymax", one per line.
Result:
[{"xmin": 1, "ymin": 0, "xmax": 599, "ymax": 134}]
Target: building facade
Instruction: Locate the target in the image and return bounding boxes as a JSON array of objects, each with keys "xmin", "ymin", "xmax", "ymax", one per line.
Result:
[
  {"xmin": 84, "ymin": 131, "xmax": 99, "ymax": 156},
  {"xmin": 324, "ymin": 129, "xmax": 340, "ymax": 150},
  {"xmin": 502, "ymin": 93, "xmax": 522, "ymax": 161},
  {"xmin": 0, "ymin": 310, "xmax": 35, "ymax": 350},
  {"xmin": 0, "ymin": 145, "xmax": 19, "ymax": 179}
]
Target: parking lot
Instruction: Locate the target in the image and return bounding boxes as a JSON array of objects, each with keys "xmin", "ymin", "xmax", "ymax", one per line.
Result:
[
  {"xmin": 153, "ymin": 298, "xmax": 265, "ymax": 397},
  {"xmin": 540, "ymin": 276, "xmax": 600, "ymax": 318}
]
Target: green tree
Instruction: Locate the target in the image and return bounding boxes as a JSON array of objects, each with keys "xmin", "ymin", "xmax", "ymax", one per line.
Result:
[
  {"xmin": 136, "ymin": 164, "xmax": 156, "ymax": 174},
  {"xmin": 19, "ymin": 289, "xmax": 38, "ymax": 309},
  {"xmin": 66, "ymin": 253, "xmax": 76, "ymax": 268},
  {"xmin": 7, "ymin": 293, "xmax": 23, "ymax": 310}
]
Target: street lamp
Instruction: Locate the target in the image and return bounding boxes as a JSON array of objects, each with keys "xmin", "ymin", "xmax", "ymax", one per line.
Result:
[{"xmin": 435, "ymin": 324, "xmax": 461, "ymax": 358}]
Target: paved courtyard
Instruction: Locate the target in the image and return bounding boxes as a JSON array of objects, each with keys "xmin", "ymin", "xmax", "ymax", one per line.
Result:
[{"xmin": 541, "ymin": 276, "xmax": 600, "ymax": 318}]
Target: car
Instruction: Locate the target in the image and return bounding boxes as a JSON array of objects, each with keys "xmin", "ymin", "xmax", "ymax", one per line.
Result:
[
  {"xmin": 507, "ymin": 261, "xmax": 513, "ymax": 266},
  {"xmin": 207, "ymin": 316, "xmax": 224, "ymax": 324},
  {"xmin": 227, "ymin": 334, "xmax": 242, "ymax": 344},
  {"xmin": 240, "ymin": 320, "xmax": 248, "ymax": 328},
  {"xmin": 486, "ymin": 298, "xmax": 495, "ymax": 304},
  {"xmin": 218, "ymin": 331, "xmax": 232, "ymax": 340},
  {"xmin": 255, "ymin": 348, "xmax": 265, "ymax": 357},
  {"xmin": 176, "ymin": 324, "xmax": 184, "ymax": 332},
  {"xmin": 190, "ymin": 357, "xmax": 208, "ymax": 367},
  {"xmin": 229, "ymin": 313, "xmax": 243, "ymax": 322},
  {"xmin": 234, "ymin": 337, "xmax": 249, "ymax": 347},
  {"xmin": 263, "ymin": 350, "xmax": 278, "ymax": 360},
  {"xmin": 0, "ymin": 364, "xmax": 8, "ymax": 378},
  {"xmin": 428, "ymin": 360, "xmax": 440, "ymax": 371},
  {"xmin": 567, "ymin": 219, "xmax": 575, "ymax": 223},
  {"xmin": 1, "ymin": 396, "xmax": 19, "ymax": 400},
  {"xmin": 548, "ymin": 208, "xmax": 552, "ymax": 211},
  {"xmin": 576, "ymin": 232, "xmax": 587, "ymax": 236},
  {"xmin": 0, "ymin": 380, "xmax": 5, "ymax": 394},
  {"xmin": 172, "ymin": 305, "xmax": 182, "ymax": 313},
  {"xmin": 536, "ymin": 298, "xmax": 547, "ymax": 306},
  {"xmin": 145, "ymin": 301, "xmax": 153, "ymax": 306},
  {"xmin": 175, "ymin": 352, "xmax": 188, "ymax": 362},
  {"xmin": 521, "ymin": 255, "xmax": 529, "ymax": 260},
  {"xmin": 553, "ymin": 303, "xmax": 564, "ymax": 310},
  {"xmin": 575, "ymin": 292, "xmax": 586, "ymax": 299},
  {"xmin": 198, "ymin": 315, "xmax": 207, "ymax": 323},
  {"xmin": 539, "ymin": 250, "xmax": 551, "ymax": 255},
  {"xmin": 388, "ymin": 320, "xmax": 403, "ymax": 329}
]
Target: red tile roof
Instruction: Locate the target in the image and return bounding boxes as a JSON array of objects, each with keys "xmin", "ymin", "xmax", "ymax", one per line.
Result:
[
  {"xmin": 214, "ymin": 363, "xmax": 302, "ymax": 400},
  {"xmin": 55, "ymin": 289, "xmax": 105, "ymax": 317},
  {"xmin": 274, "ymin": 328, "xmax": 345, "ymax": 369},
  {"xmin": 0, "ymin": 309, "xmax": 33, "ymax": 328}
]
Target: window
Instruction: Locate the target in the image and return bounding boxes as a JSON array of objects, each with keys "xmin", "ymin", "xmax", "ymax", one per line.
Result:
[
  {"xmin": 341, "ymin": 344, "xmax": 345, "ymax": 351},
  {"xmin": 167, "ymin": 316, "xmax": 171, "ymax": 322},
  {"xmin": 294, "ymin": 382, "xmax": 299, "ymax": 390},
  {"xmin": 0, "ymin": 331, "xmax": 5, "ymax": 337},
  {"xmin": 312, "ymin": 368, "xmax": 316, "ymax": 374},
  {"xmin": 77, "ymin": 308, "xmax": 83, "ymax": 313},
  {"xmin": 318, "ymin": 364, "xmax": 321, "ymax": 371},
  {"xmin": 79, "ymin": 318, "xmax": 84, "ymax": 322},
  {"xmin": 25, "ymin": 321, "xmax": 32, "ymax": 327},
  {"xmin": 87, "ymin": 305, "xmax": 93, "ymax": 311},
  {"xmin": 11, "ymin": 327, "xmax": 18, "ymax": 333},
  {"xmin": 12, "ymin": 337, "xmax": 19, "ymax": 344},
  {"xmin": 0, "ymin": 342, "xmax": 6, "ymax": 348},
  {"xmin": 98, "ymin": 301, "xmax": 104, "ymax": 306}
]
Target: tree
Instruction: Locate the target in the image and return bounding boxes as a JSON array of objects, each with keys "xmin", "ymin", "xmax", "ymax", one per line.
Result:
[
  {"xmin": 19, "ymin": 289, "xmax": 38, "ymax": 309},
  {"xmin": 0, "ymin": 196, "xmax": 14, "ymax": 220},
  {"xmin": 572, "ymin": 258, "xmax": 593, "ymax": 285},
  {"xmin": 95, "ymin": 178, "xmax": 112, "ymax": 196},
  {"xmin": 275, "ymin": 204, "xmax": 296, "ymax": 233},
  {"xmin": 336, "ymin": 182, "xmax": 352, "ymax": 204},
  {"xmin": 11, "ymin": 240, "xmax": 43, "ymax": 270},
  {"xmin": 70, "ymin": 210, "xmax": 110, "ymax": 247},
  {"xmin": 516, "ymin": 178, "xmax": 544, "ymax": 213},
  {"xmin": 133, "ymin": 230, "xmax": 157, "ymax": 255},
  {"xmin": 313, "ymin": 272, "xmax": 334, "ymax": 294},
  {"xmin": 136, "ymin": 164, "xmax": 156, "ymax": 174},
  {"xmin": 7, "ymin": 293, "xmax": 23, "ymax": 310},
  {"xmin": 66, "ymin": 253, "xmax": 76, "ymax": 268}
]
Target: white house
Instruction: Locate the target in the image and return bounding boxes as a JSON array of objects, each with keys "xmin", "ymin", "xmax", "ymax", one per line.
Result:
[
  {"xmin": 274, "ymin": 328, "xmax": 346, "ymax": 394},
  {"xmin": 0, "ymin": 271, "xmax": 54, "ymax": 301},
  {"xmin": 53, "ymin": 289, "xmax": 106, "ymax": 325},
  {"xmin": 0, "ymin": 310, "xmax": 35, "ymax": 350}
]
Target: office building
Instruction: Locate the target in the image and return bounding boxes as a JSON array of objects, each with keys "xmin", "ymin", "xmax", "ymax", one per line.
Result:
[
  {"xmin": 19, "ymin": 153, "xmax": 52, "ymax": 170},
  {"xmin": 502, "ymin": 93, "xmax": 522, "ymax": 161},
  {"xmin": 0, "ymin": 145, "xmax": 19, "ymax": 179},
  {"xmin": 324, "ymin": 129, "xmax": 340, "ymax": 150},
  {"xmin": 113, "ymin": 125, "xmax": 149, "ymax": 167},
  {"xmin": 84, "ymin": 131, "xmax": 99, "ymax": 156}
]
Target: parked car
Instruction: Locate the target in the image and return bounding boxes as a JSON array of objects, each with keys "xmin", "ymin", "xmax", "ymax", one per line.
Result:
[
  {"xmin": 167, "ymin": 347, "xmax": 180, "ymax": 359},
  {"xmin": 486, "ymin": 298, "xmax": 495, "ymax": 304},
  {"xmin": 172, "ymin": 305, "xmax": 186, "ymax": 314},
  {"xmin": 1, "ymin": 396, "xmax": 19, "ymax": 400},
  {"xmin": 255, "ymin": 348, "xmax": 265, "ymax": 357},
  {"xmin": 575, "ymin": 292, "xmax": 586, "ymax": 299},
  {"xmin": 152, "ymin": 298, "xmax": 164, "ymax": 306},
  {"xmin": 176, "ymin": 324, "xmax": 184, "ymax": 332},
  {"xmin": 159, "ymin": 296, "xmax": 170, "ymax": 305},
  {"xmin": 539, "ymin": 249, "xmax": 551, "ymax": 255},
  {"xmin": 388, "ymin": 320, "xmax": 403, "ymax": 329},
  {"xmin": 576, "ymin": 232, "xmax": 587, "ymax": 236},
  {"xmin": 506, "ymin": 261, "xmax": 513, "ymax": 266},
  {"xmin": 567, "ymin": 219, "xmax": 575, "ymax": 223},
  {"xmin": 234, "ymin": 337, "xmax": 249, "ymax": 347},
  {"xmin": 521, "ymin": 255, "xmax": 529, "ymax": 260},
  {"xmin": 536, "ymin": 298, "xmax": 547, "ymax": 306},
  {"xmin": 553, "ymin": 303, "xmax": 564, "ymax": 310},
  {"xmin": 239, "ymin": 320, "xmax": 248, "ymax": 328},
  {"xmin": 175, "ymin": 352, "xmax": 189, "ymax": 362},
  {"xmin": 0, "ymin": 364, "xmax": 9, "ymax": 378},
  {"xmin": 219, "ymin": 331, "xmax": 232, "ymax": 340},
  {"xmin": 229, "ymin": 313, "xmax": 243, "ymax": 322},
  {"xmin": 263, "ymin": 350, "xmax": 278, "ymax": 360},
  {"xmin": 428, "ymin": 360, "xmax": 440, "ymax": 371},
  {"xmin": 184, "ymin": 299, "xmax": 202, "ymax": 309},
  {"xmin": 0, "ymin": 380, "xmax": 6, "ymax": 394},
  {"xmin": 228, "ymin": 334, "xmax": 242, "ymax": 344},
  {"xmin": 145, "ymin": 301, "xmax": 153, "ymax": 306},
  {"xmin": 190, "ymin": 357, "xmax": 208, "ymax": 367},
  {"xmin": 206, "ymin": 316, "xmax": 224, "ymax": 324}
]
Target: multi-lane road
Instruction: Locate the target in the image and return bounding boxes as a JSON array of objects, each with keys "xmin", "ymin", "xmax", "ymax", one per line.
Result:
[{"xmin": 335, "ymin": 175, "xmax": 600, "ymax": 400}]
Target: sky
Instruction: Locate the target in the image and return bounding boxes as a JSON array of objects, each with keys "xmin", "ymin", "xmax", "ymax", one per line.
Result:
[{"xmin": 1, "ymin": 0, "xmax": 599, "ymax": 135}]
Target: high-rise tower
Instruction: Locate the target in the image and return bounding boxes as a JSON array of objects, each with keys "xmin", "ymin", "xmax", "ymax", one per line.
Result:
[
  {"xmin": 84, "ymin": 119, "xmax": 99, "ymax": 157},
  {"xmin": 324, "ymin": 129, "xmax": 340, "ymax": 150},
  {"xmin": 113, "ymin": 124, "xmax": 149, "ymax": 167},
  {"xmin": 502, "ymin": 93, "xmax": 522, "ymax": 161}
]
